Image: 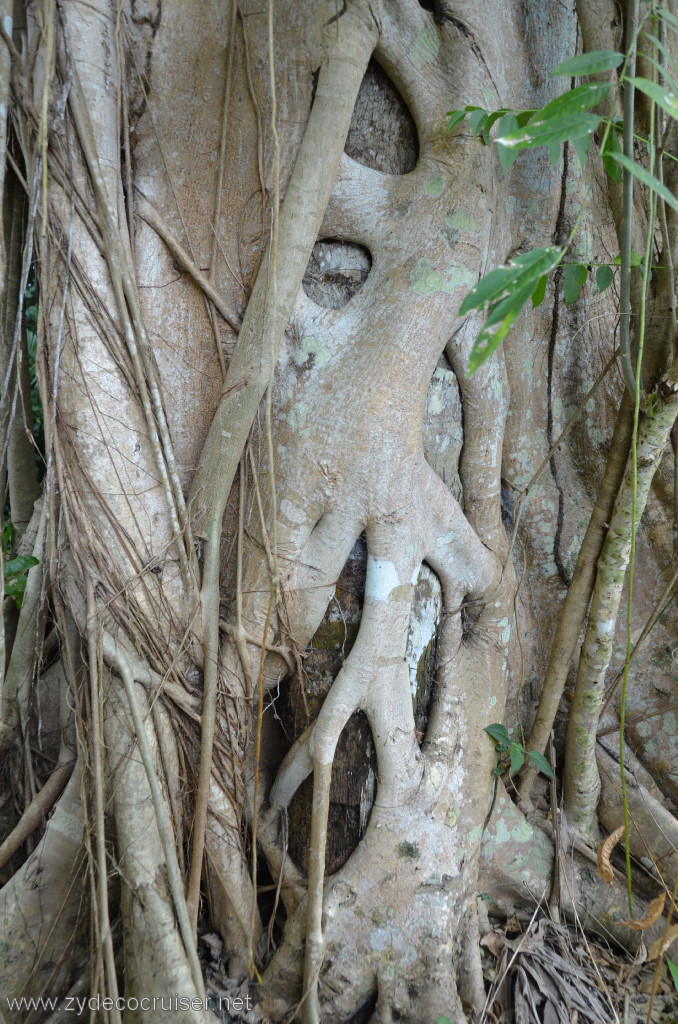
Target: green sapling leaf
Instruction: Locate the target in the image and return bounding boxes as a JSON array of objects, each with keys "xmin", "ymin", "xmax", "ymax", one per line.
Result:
[
  {"xmin": 563, "ymin": 263, "xmax": 588, "ymax": 306},
  {"xmin": 572, "ymin": 132, "xmax": 592, "ymax": 171},
  {"xmin": 613, "ymin": 250, "xmax": 642, "ymax": 266},
  {"xmin": 497, "ymin": 113, "xmax": 519, "ymax": 170},
  {"xmin": 609, "ymin": 152, "xmax": 678, "ymax": 213},
  {"xmin": 485, "ymin": 723, "xmax": 510, "ymax": 745},
  {"xmin": 539, "ymin": 82, "xmax": 610, "ymax": 120},
  {"xmin": 482, "ymin": 108, "xmax": 511, "ymax": 145},
  {"xmin": 509, "ymin": 742, "xmax": 525, "ymax": 775},
  {"xmin": 447, "ymin": 109, "xmax": 467, "ymax": 131},
  {"xmin": 4, "ymin": 555, "xmax": 40, "ymax": 576},
  {"xmin": 497, "ymin": 112, "xmax": 600, "ymax": 151},
  {"xmin": 551, "ymin": 50, "xmax": 624, "ymax": 77},
  {"xmin": 626, "ymin": 76, "xmax": 678, "ymax": 123},
  {"xmin": 601, "ymin": 127, "xmax": 622, "ymax": 182},
  {"xmin": 528, "ymin": 749, "xmax": 554, "ymax": 778},
  {"xmin": 460, "ymin": 247, "xmax": 563, "ymax": 315},
  {"xmin": 2, "ymin": 521, "xmax": 13, "ymax": 553},
  {"xmin": 531, "ymin": 274, "xmax": 548, "ymax": 309},
  {"xmin": 596, "ymin": 265, "xmax": 613, "ymax": 293},
  {"xmin": 469, "ymin": 108, "xmax": 489, "ymax": 137}
]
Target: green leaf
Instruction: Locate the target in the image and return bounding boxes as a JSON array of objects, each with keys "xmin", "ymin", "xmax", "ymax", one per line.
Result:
[
  {"xmin": 482, "ymin": 108, "xmax": 511, "ymax": 145},
  {"xmin": 625, "ymin": 76, "xmax": 678, "ymax": 122},
  {"xmin": 4, "ymin": 555, "xmax": 40, "ymax": 577},
  {"xmin": 497, "ymin": 112, "xmax": 600, "ymax": 151},
  {"xmin": 531, "ymin": 273, "xmax": 548, "ymax": 308},
  {"xmin": 640, "ymin": 38, "xmax": 678, "ymax": 92},
  {"xmin": 528, "ymin": 749, "xmax": 554, "ymax": 778},
  {"xmin": 552, "ymin": 50, "xmax": 624, "ymax": 77},
  {"xmin": 463, "ymin": 247, "xmax": 564, "ymax": 374},
  {"xmin": 497, "ymin": 113, "xmax": 519, "ymax": 170},
  {"xmin": 596, "ymin": 265, "xmax": 614, "ymax": 293},
  {"xmin": 563, "ymin": 263, "xmax": 588, "ymax": 306},
  {"xmin": 4, "ymin": 576, "xmax": 27, "ymax": 609},
  {"xmin": 601, "ymin": 127, "xmax": 622, "ymax": 182},
  {"xmin": 548, "ymin": 142, "xmax": 560, "ymax": 168},
  {"xmin": 540, "ymin": 82, "xmax": 610, "ymax": 120},
  {"xmin": 467, "ymin": 278, "xmax": 536, "ymax": 373},
  {"xmin": 469, "ymin": 108, "xmax": 489, "ymax": 137},
  {"xmin": 667, "ymin": 956, "xmax": 678, "ymax": 992},
  {"xmin": 485, "ymin": 723, "xmax": 510, "ymax": 745},
  {"xmin": 460, "ymin": 247, "xmax": 563, "ymax": 315},
  {"xmin": 572, "ymin": 132, "xmax": 592, "ymax": 171},
  {"xmin": 447, "ymin": 109, "xmax": 467, "ymax": 131},
  {"xmin": 436, "ymin": 1017, "xmax": 453, "ymax": 1024},
  {"xmin": 609, "ymin": 152, "xmax": 678, "ymax": 212},
  {"xmin": 659, "ymin": 8, "xmax": 678, "ymax": 34},
  {"xmin": 612, "ymin": 250, "xmax": 642, "ymax": 266},
  {"xmin": 509, "ymin": 742, "xmax": 525, "ymax": 775},
  {"xmin": 2, "ymin": 522, "xmax": 13, "ymax": 553},
  {"xmin": 515, "ymin": 109, "xmax": 537, "ymax": 127}
]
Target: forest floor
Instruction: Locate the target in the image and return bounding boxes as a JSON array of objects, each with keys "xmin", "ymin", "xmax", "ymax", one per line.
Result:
[
  {"xmin": 195, "ymin": 905, "xmax": 678, "ymax": 1023},
  {"xmin": 478, "ymin": 911, "xmax": 678, "ymax": 1024}
]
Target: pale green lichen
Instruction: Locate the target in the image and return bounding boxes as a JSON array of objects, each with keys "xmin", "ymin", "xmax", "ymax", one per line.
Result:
[
  {"xmin": 511, "ymin": 820, "xmax": 533, "ymax": 844},
  {"xmin": 428, "ymin": 389, "xmax": 444, "ymax": 414},
  {"xmin": 469, "ymin": 824, "xmax": 482, "ymax": 844},
  {"xmin": 287, "ymin": 401, "xmax": 308, "ymax": 428},
  {"xmin": 425, "ymin": 175, "xmax": 445, "ymax": 197},
  {"xmin": 410, "ymin": 258, "xmax": 474, "ymax": 294},
  {"xmin": 294, "ymin": 334, "xmax": 330, "ymax": 368},
  {"xmin": 408, "ymin": 27, "xmax": 440, "ymax": 69}
]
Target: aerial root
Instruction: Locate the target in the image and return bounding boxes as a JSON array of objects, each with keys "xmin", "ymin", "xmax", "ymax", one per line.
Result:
[
  {"xmin": 205, "ymin": 778, "xmax": 261, "ymax": 975},
  {"xmin": 0, "ymin": 765, "xmax": 86, "ymax": 1012},
  {"xmin": 105, "ymin": 679, "xmax": 208, "ymax": 1021},
  {"xmin": 0, "ymin": 760, "xmax": 74, "ymax": 872}
]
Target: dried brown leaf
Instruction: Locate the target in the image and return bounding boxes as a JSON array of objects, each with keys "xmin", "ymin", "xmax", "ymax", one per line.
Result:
[
  {"xmin": 480, "ymin": 929, "xmax": 504, "ymax": 958},
  {"xmin": 620, "ymin": 892, "xmax": 665, "ymax": 931},
  {"xmin": 596, "ymin": 825, "xmax": 625, "ymax": 885},
  {"xmin": 648, "ymin": 922, "xmax": 678, "ymax": 959}
]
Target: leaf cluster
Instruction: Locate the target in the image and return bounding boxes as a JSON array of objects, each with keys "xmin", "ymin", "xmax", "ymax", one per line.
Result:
[
  {"xmin": 448, "ymin": 27, "xmax": 678, "ymax": 376},
  {"xmin": 2, "ymin": 523, "xmax": 39, "ymax": 608},
  {"xmin": 484, "ymin": 722, "xmax": 553, "ymax": 779}
]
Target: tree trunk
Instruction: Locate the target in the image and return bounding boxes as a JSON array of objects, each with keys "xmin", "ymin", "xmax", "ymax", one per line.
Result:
[{"xmin": 1, "ymin": 1, "xmax": 677, "ymax": 1022}]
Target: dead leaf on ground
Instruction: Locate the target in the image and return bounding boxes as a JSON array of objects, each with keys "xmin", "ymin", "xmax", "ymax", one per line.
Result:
[
  {"xmin": 648, "ymin": 923, "xmax": 678, "ymax": 959},
  {"xmin": 481, "ymin": 929, "xmax": 505, "ymax": 958},
  {"xmin": 597, "ymin": 825, "xmax": 625, "ymax": 885},
  {"xmin": 620, "ymin": 893, "xmax": 665, "ymax": 931},
  {"xmin": 492, "ymin": 918, "xmax": 614, "ymax": 1024}
]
